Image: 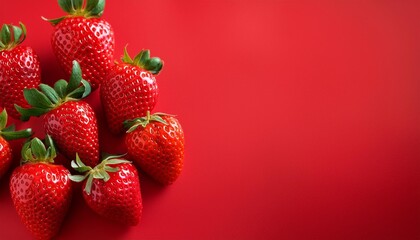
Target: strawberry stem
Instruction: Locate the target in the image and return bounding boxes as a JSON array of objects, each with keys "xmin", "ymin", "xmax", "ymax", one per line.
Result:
[
  {"xmin": 21, "ymin": 135, "xmax": 57, "ymax": 164},
  {"xmin": 124, "ymin": 111, "xmax": 172, "ymax": 133},
  {"xmin": 121, "ymin": 47, "xmax": 164, "ymax": 75},
  {"xmin": 69, "ymin": 153, "xmax": 130, "ymax": 195},
  {"xmin": 15, "ymin": 61, "xmax": 91, "ymax": 121},
  {"xmin": 0, "ymin": 109, "xmax": 32, "ymax": 141},
  {"xmin": 0, "ymin": 22, "xmax": 27, "ymax": 51},
  {"xmin": 44, "ymin": 0, "xmax": 106, "ymax": 26}
]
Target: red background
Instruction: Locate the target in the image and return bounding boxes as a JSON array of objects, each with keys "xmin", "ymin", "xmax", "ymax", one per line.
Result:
[{"xmin": 1, "ymin": 0, "xmax": 420, "ymax": 239}]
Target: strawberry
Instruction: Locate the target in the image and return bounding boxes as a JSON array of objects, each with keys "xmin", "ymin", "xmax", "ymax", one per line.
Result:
[
  {"xmin": 70, "ymin": 153, "xmax": 142, "ymax": 226},
  {"xmin": 10, "ymin": 136, "xmax": 72, "ymax": 240},
  {"xmin": 101, "ymin": 47, "xmax": 163, "ymax": 134},
  {"xmin": 124, "ymin": 112, "xmax": 184, "ymax": 185},
  {"xmin": 44, "ymin": 0, "xmax": 115, "ymax": 90},
  {"xmin": 0, "ymin": 109, "xmax": 32, "ymax": 178},
  {"xmin": 0, "ymin": 22, "xmax": 41, "ymax": 119},
  {"xmin": 15, "ymin": 61, "xmax": 100, "ymax": 167}
]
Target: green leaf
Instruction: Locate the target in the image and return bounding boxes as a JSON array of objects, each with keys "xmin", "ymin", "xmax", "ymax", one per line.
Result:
[
  {"xmin": 93, "ymin": 171, "xmax": 104, "ymax": 179},
  {"xmin": 89, "ymin": 0, "xmax": 105, "ymax": 17},
  {"xmin": 54, "ymin": 79, "xmax": 68, "ymax": 98},
  {"xmin": 102, "ymin": 171, "xmax": 110, "ymax": 181},
  {"xmin": 145, "ymin": 57, "xmax": 164, "ymax": 75},
  {"xmin": 67, "ymin": 86, "xmax": 85, "ymax": 99},
  {"xmin": 104, "ymin": 165, "xmax": 119, "ymax": 172},
  {"xmin": 2, "ymin": 124, "xmax": 15, "ymax": 132},
  {"xmin": 71, "ymin": 160, "xmax": 78, "ymax": 169},
  {"xmin": 124, "ymin": 119, "xmax": 144, "ymax": 133},
  {"xmin": 86, "ymin": 0, "xmax": 99, "ymax": 11},
  {"xmin": 15, "ymin": 105, "xmax": 50, "ymax": 121},
  {"xmin": 30, "ymin": 138, "xmax": 47, "ymax": 159},
  {"xmin": 72, "ymin": 153, "xmax": 92, "ymax": 173},
  {"xmin": 66, "ymin": 61, "xmax": 83, "ymax": 94},
  {"xmin": 122, "ymin": 46, "xmax": 133, "ymax": 63},
  {"xmin": 0, "ymin": 109, "xmax": 7, "ymax": 130},
  {"xmin": 69, "ymin": 174, "xmax": 87, "ymax": 182},
  {"xmin": 1, "ymin": 24, "xmax": 11, "ymax": 45},
  {"xmin": 1, "ymin": 128, "xmax": 32, "ymax": 141},
  {"xmin": 75, "ymin": 165, "xmax": 92, "ymax": 173},
  {"xmin": 67, "ymin": 79, "xmax": 90, "ymax": 99},
  {"xmin": 12, "ymin": 25, "xmax": 23, "ymax": 45},
  {"xmin": 45, "ymin": 135, "xmax": 57, "ymax": 159},
  {"xmin": 72, "ymin": 0, "xmax": 83, "ymax": 10},
  {"xmin": 24, "ymin": 148, "xmax": 34, "ymax": 163},
  {"xmin": 39, "ymin": 84, "xmax": 60, "ymax": 104},
  {"xmin": 106, "ymin": 159, "xmax": 130, "ymax": 165},
  {"xmin": 58, "ymin": 0, "xmax": 73, "ymax": 13},
  {"xmin": 139, "ymin": 50, "xmax": 150, "ymax": 64},
  {"xmin": 23, "ymin": 88, "xmax": 54, "ymax": 109},
  {"xmin": 102, "ymin": 153, "xmax": 126, "ymax": 162},
  {"xmin": 150, "ymin": 115, "xmax": 169, "ymax": 125},
  {"xmin": 19, "ymin": 22, "xmax": 26, "ymax": 43},
  {"xmin": 75, "ymin": 153, "xmax": 86, "ymax": 167},
  {"xmin": 42, "ymin": 16, "xmax": 66, "ymax": 26},
  {"xmin": 85, "ymin": 174, "xmax": 94, "ymax": 195},
  {"xmin": 21, "ymin": 141, "xmax": 31, "ymax": 161},
  {"xmin": 81, "ymin": 79, "xmax": 91, "ymax": 98},
  {"xmin": 133, "ymin": 50, "xmax": 146, "ymax": 65}
]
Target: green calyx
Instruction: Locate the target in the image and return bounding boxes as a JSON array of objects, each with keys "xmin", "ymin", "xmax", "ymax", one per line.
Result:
[
  {"xmin": 15, "ymin": 60, "xmax": 91, "ymax": 121},
  {"xmin": 124, "ymin": 111, "xmax": 173, "ymax": 133},
  {"xmin": 0, "ymin": 22, "xmax": 26, "ymax": 51},
  {"xmin": 69, "ymin": 153, "xmax": 130, "ymax": 195},
  {"xmin": 43, "ymin": 0, "xmax": 106, "ymax": 25},
  {"xmin": 0, "ymin": 109, "xmax": 32, "ymax": 141},
  {"xmin": 21, "ymin": 135, "xmax": 57, "ymax": 164},
  {"xmin": 122, "ymin": 46, "xmax": 164, "ymax": 75}
]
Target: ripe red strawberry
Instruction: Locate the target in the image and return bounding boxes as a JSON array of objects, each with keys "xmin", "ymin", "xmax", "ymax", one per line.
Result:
[
  {"xmin": 70, "ymin": 154, "xmax": 142, "ymax": 226},
  {"xmin": 16, "ymin": 61, "xmax": 100, "ymax": 167},
  {"xmin": 0, "ymin": 109, "xmax": 32, "ymax": 178},
  {"xmin": 44, "ymin": 0, "xmax": 115, "ymax": 90},
  {"xmin": 10, "ymin": 136, "xmax": 72, "ymax": 240},
  {"xmin": 0, "ymin": 22, "xmax": 41, "ymax": 119},
  {"xmin": 101, "ymin": 47, "xmax": 163, "ymax": 134},
  {"xmin": 124, "ymin": 112, "xmax": 184, "ymax": 185}
]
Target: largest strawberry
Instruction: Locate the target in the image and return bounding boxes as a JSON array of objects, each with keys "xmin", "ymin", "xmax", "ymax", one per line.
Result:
[
  {"xmin": 10, "ymin": 136, "xmax": 72, "ymax": 240},
  {"xmin": 101, "ymin": 48, "xmax": 163, "ymax": 134},
  {"xmin": 44, "ymin": 0, "xmax": 115, "ymax": 90},
  {"xmin": 16, "ymin": 61, "xmax": 100, "ymax": 167},
  {"xmin": 0, "ymin": 22, "xmax": 41, "ymax": 119}
]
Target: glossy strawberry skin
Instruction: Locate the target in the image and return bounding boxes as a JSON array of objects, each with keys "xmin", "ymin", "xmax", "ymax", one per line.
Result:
[
  {"xmin": 43, "ymin": 101, "xmax": 99, "ymax": 167},
  {"xmin": 10, "ymin": 163, "xmax": 72, "ymax": 240},
  {"xmin": 51, "ymin": 17, "xmax": 115, "ymax": 90},
  {"xmin": 0, "ymin": 136, "xmax": 12, "ymax": 178},
  {"xmin": 125, "ymin": 116, "xmax": 184, "ymax": 185},
  {"xmin": 0, "ymin": 46, "xmax": 41, "ymax": 119},
  {"xmin": 101, "ymin": 63, "xmax": 159, "ymax": 134},
  {"xmin": 83, "ymin": 163, "xmax": 142, "ymax": 226}
]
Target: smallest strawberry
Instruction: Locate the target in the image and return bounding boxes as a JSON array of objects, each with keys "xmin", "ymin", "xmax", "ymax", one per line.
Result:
[
  {"xmin": 69, "ymin": 153, "xmax": 143, "ymax": 226},
  {"xmin": 0, "ymin": 109, "xmax": 32, "ymax": 178}
]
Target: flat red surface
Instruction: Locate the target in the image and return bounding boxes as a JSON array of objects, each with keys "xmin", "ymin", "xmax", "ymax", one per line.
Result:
[{"xmin": 1, "ymin": 0, "xmax": 420, "ymax": 239}]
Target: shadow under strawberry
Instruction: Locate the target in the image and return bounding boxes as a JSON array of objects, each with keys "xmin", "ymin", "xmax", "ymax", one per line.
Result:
[
  {"xmin": 59, "ymin": 186, "xmax": 131, "ymax": 240},
  {"xmin": 138, "ymin": 171, "xmax": 167, "ymax": 205}
]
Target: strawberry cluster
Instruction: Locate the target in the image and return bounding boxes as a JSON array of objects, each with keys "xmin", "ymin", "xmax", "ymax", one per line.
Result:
[{"xmin": 0, "ymin": 0, "xmax": 185, "ymax": 239}]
